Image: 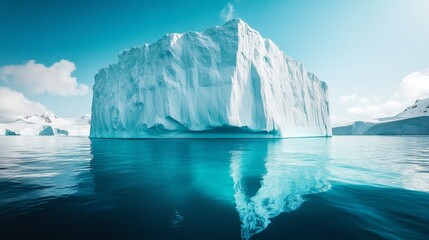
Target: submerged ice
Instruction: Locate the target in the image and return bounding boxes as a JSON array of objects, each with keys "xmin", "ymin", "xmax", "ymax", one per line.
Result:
[
  {"xmin": 88, "ymin": 138, "xmax": 332, "ymax": 239},
  {"xmin": 90, "ymin": 19, "xmax": 331, "ymax": 138},
  {"xmin": 230, "ymin": 140, "xmax": 330, "ymax": 239}
]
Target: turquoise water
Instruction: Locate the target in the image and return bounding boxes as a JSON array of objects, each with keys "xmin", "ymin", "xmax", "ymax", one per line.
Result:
[{"xmin": 0, "ymin": 136, "xmax": 428, "ymax": 239}]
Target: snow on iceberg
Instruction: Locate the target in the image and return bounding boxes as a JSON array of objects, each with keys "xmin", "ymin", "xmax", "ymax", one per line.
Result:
[{"xmin": 90, "ymin": 19, "xmax": 331, "ymax": 138}]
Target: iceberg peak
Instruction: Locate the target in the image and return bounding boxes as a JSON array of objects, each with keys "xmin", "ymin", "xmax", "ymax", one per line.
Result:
[{"xmin": 223, "ymin": 18, "xmax": 247, "ymax": 28}]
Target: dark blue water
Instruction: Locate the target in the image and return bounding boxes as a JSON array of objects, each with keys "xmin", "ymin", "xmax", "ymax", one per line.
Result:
[{"xmin": 0, "ymin": 136, "xmax": 428, "ymax": 239}]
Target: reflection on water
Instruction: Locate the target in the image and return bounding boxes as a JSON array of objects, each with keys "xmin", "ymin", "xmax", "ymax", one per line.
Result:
[
  {"xmin": 89, "ymin": 138, "xmax": 332, "ymax": 239},
  {"xmin": 0, "ymin": 136, "xmax": 429, "ymax": 239},
  {"xmin": 230, "ymin": 139, "xmax": 331, "ymax": 239},
  {"xmin": 0, "ymin": 137, "xmax": 92, "ymax": 208},
  {"xmin": 329, "ymin": 136, "xmax": 429, "ymax": 192}
]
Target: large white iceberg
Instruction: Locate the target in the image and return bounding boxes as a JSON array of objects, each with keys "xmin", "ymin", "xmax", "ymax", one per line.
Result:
[{"xmin": 90, "ymin": 19, "xmax": 331, "ymax": 138}]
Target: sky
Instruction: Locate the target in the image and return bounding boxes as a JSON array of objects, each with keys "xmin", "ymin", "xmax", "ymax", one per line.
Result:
[{"xmin": 0, "ymin": 0, "xmax": 428, "ymax": 124}]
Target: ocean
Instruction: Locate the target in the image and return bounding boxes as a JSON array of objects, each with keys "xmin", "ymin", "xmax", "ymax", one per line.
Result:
[{"xmin": 0, "ymin": 136, "xmax": 428, "ymax": 239}]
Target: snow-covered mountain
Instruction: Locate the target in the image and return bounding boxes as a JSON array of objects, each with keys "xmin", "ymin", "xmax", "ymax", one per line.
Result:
[
  {"xmin": 388, "ymin": 98, "xmax": 429, "ymax": 120},
  {"xmin": 0, "ymin": 112, "xmax": 90, "ymax": 136},
  {"xmin": 90, "ymin": 19, "xmax": 331, "ymax": 138},
  {"xmin": 333, "ymin": 98, "xmax": 429, "ymax": 135}
]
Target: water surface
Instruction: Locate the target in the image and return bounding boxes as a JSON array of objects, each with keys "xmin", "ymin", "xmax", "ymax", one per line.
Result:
[{"xmin": 0, "ymin": 136, "xmax": 428, "ymax": 239}]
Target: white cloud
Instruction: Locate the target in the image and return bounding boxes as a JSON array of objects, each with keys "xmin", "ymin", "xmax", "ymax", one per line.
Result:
[
  {"xmin": 0, "ymin": 59, "xmax": 89, "ymax": 96},
  {"xmin": 359, "ymin": 98, "xmax": 369, "ymax": 104},
  {"xmin": 220, "ymin": 2, "xmax": 235, "ymax": 22},
  {"xmin": 397, "ymin": 70, "xmax": 429, "ymax": 101},
  {"xmin": 0, "ymin": 87, "xmax": 48, "ymax": 123},
  {"xmin": 339, "ymin": 93, "xmax": 357, "ymax": 103},
  {"xmin": 347, "ymin": 100, "xmax": 402, "ymax": 118},
  {"xmin": 346, "ymin": 69, "xmax": 429, "ymax": 120}
]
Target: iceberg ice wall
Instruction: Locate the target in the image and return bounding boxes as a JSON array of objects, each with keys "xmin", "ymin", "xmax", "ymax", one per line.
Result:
[{"xmin": 90, "ymin": 19, "xmax": 331, "ymax": 138}]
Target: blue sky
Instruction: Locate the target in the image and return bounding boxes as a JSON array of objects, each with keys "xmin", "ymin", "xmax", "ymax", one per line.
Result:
[{"xmin": 0, "ymin": 0, "xmax": 428, "ymax": 123}]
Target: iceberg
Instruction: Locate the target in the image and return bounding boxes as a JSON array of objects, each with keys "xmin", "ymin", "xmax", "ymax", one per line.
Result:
[
  {"xmin": 0, "ymin": 112, "xmax": 90, "ymax": 136},
  {"xmin": 90, "ymin": 19, "xmax": 331, "ymax": 138},
  {"xmin": 333, "ymin": 98, "xmax": 429, "ymax": 135}
]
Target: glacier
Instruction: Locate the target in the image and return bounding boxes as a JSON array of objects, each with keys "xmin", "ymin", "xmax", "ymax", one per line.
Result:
[{"xmin": 90, "ymin": 19, "xmax": 331, "ymax": 138}]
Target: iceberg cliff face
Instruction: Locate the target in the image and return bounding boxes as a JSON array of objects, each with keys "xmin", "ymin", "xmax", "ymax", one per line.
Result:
[{"xmin": 90, "ymin": 19, "xmax": 331, "ymax": 138}]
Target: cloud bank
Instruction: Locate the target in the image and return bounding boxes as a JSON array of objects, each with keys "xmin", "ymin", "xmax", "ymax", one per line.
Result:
[
  {"xmin": 339, "ymin": 93, "xmax": 357, "ymax": 103},
  {"xmin": 220, "ymin": 2, "xmax": 235, "ymax": 22},
  {"xmin": 344, "ymin": 69, "xmax": 429, "ymax": 120},
  {"xmin": 0, "ymin": 87, "xmax": 48, "ymax": 123},
  {"xmin": 0, "ymin": 60, "xmax": 89, "ymax": 96},
  {"xmin": 398, "ymin": 70, "xmax": 429, "ymax": 100}
]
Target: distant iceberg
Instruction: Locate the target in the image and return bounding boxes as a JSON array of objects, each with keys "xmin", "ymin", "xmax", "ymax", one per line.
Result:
[
  {"xmin": 90, "ymin": 19, "xmax": 331, "ymax": 138},
  {"xmin": 0, "ymin": 112, "xmax": 90, "ymax": 136},
  {"xmin": 333, "ymin": 98, "xmax": 429, "ymax": 135}
]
